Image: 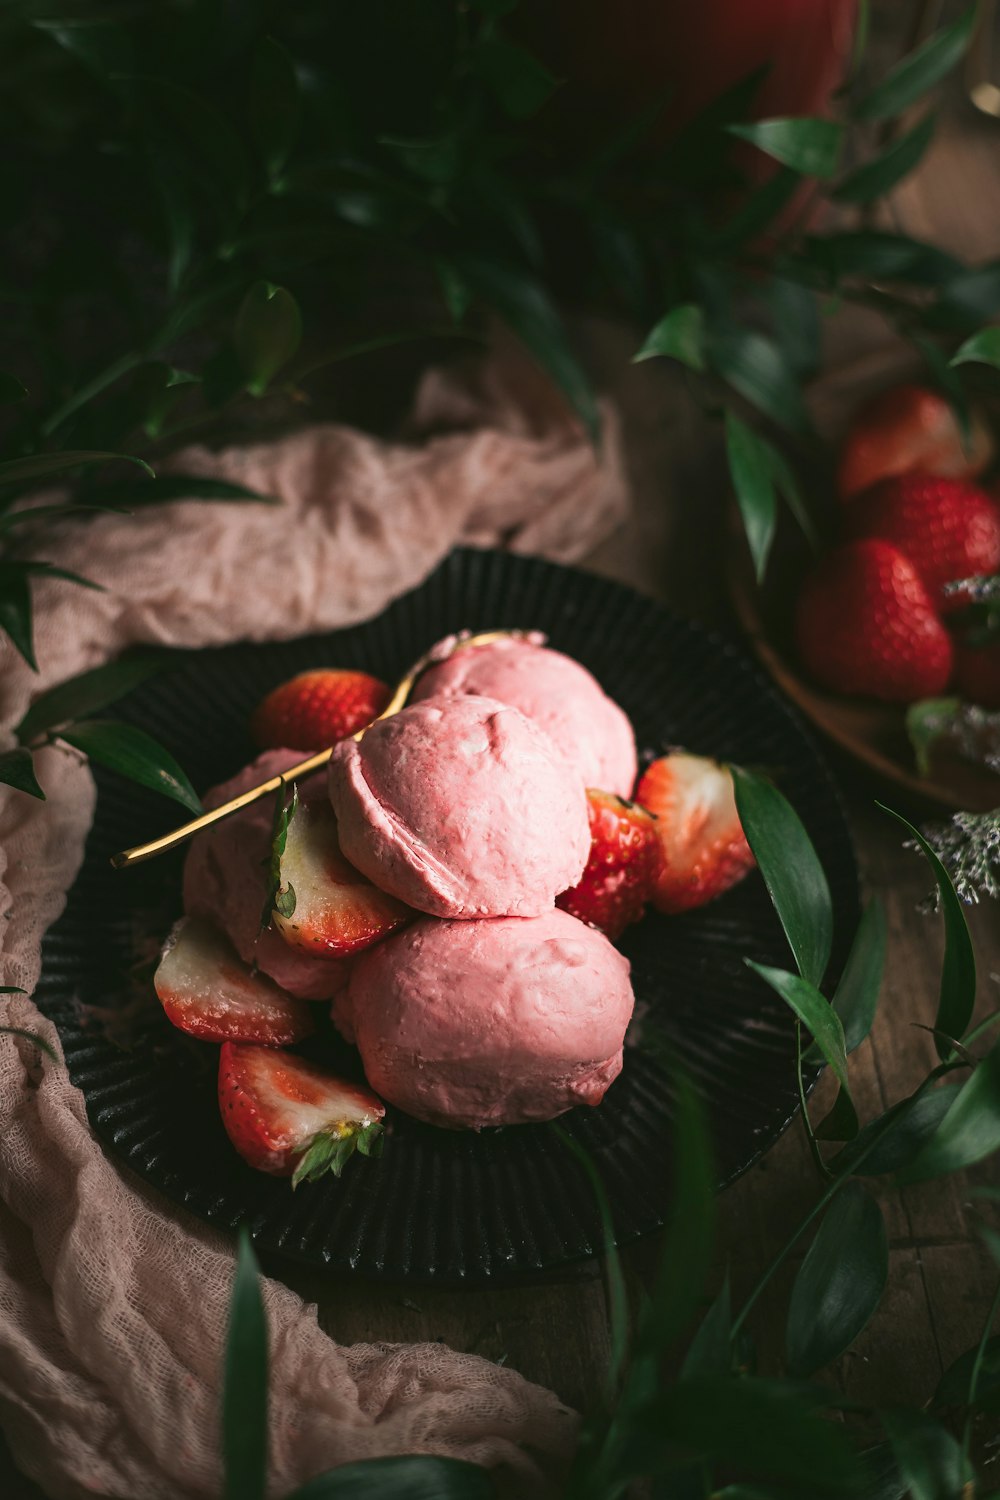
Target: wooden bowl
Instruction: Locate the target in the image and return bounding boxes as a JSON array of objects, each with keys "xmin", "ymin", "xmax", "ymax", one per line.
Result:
[{"xmin": 726, "ymin": 506, "xmax": 1000, "ymax": 814}]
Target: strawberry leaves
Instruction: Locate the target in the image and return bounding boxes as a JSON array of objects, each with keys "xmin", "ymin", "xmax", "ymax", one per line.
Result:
[
  {"xmin": 260, "ymin": 782, "xmax": 298, "ymax": 933},
  {"xmin": 291, "ymin": 1120, "xmax": 384, "ymax": 1189}
]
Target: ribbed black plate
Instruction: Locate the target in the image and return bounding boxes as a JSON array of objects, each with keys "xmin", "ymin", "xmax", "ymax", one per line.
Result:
[{"xmin": 35, "ymin": 549, "xmax": 859, "ymax": 1284}]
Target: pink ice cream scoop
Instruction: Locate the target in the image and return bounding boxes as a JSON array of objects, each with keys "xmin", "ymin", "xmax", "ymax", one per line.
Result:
[
  {"xmin": 346, "ymin": 908, "xmax": 634, "ymax": 1128},
  {"xmin": 411, "ymin": 638, "xmax": 638, "ymax": 797},
  {"xmin": 182, "ymin": 751, "xmax": 348, "ymax": 1001},
  {"xmin": 328, "ymin": 695, "xmax": 590, "ymax": 919}
]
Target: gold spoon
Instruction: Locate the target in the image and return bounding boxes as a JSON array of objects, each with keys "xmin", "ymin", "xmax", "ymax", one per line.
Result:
[{"xmin": 110, "ymin": 628, "xmax": 539, "ymax": 870}]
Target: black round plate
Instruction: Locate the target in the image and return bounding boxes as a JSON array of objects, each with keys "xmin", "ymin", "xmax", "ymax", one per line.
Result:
[{"xmin": 35, "ymin": 549, "xmax": 859, "ymax": 1284}]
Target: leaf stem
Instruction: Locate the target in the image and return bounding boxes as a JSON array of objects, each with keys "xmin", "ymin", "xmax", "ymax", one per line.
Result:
[
  {"xmin": 40, "ymin": 351, "xmax": 145, "ymax": 438},
  {"xmin": 796, "ymin": 1020, "xmax": 833, "ymax": 1180}
]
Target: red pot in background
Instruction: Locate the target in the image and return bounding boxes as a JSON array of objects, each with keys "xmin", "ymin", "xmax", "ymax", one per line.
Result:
[{"xmin": 521, "ymin": 0, "xmax": 857, "ymax": 149}]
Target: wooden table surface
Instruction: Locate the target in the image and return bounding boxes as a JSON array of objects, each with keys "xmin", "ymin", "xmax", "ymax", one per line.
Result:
[{"xmin": 5, "ymin": 9, "xmax": 1000, "ymax": 1494}]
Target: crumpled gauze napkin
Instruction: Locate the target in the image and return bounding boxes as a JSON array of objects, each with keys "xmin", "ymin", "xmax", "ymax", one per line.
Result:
[{"xmin": 0, "ymin": 356, "xmax": 628, "ymax": 1500}]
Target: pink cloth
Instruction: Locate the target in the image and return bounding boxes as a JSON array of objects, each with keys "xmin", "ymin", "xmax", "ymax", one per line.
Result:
[{"xmin": 0, "ymin": 356, "xmax": 628, "ymax": 1499}]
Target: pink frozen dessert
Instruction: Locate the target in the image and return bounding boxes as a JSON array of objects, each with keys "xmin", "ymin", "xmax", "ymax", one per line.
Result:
[
  {"xmin": 183, "ymin": 750, "xmax": 348, "ymax": 1001},
  {"xmin": 411, "ymin": 637, "xmax": 638, "ymax": 797},
  {"xmin": 328, "ymin": 695, "xmax": 590, "ymax": 919},
  {"xmin": 346, "ymin": 908, "xmax": 634, "ymax": 1128}
]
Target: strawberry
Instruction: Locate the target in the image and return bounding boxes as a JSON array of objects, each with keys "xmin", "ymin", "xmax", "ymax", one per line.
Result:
[
  {"xmin": 849, "ymin": 475, "xmax": 1000, "ymax": 614},
  {"xmin": 636, "ymin": 753, "xmax": 754, "ymax": 915},
  {"xmin": 272, "ymin": 800, "xmax": 410, "ymax": 956},
  {"xmin": 251, "ymin": 669, "xmax": 391, "ymax": 751},
  {"xmin": 953, "ymin": 638, "xmax": 1000, "ymax": 710},
  {"xmin": 837, "ymin": 383, "xmax": 995, "ymax": 503},
  {"xmin": 218, "ymin": 1041, "xmax": 385, "ymax": 1184},
  {"xmin": 154, "ymin": 917, "xmax": 314, "ymax": 1046},
  {"xmin": 556, "ymin": 789, "xmax": 660, "ymax": 939},
  {"xmin": 795, "ymin": 539, "xmax": 953, "ymax": 702}
]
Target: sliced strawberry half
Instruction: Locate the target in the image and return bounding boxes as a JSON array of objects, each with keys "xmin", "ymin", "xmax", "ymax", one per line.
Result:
[
  {"xmin": 556, "ymin": 789, "xmax": 660, "ymax": 939},
  {"xmin": 154, "ymin": 917, "xmax": 315, "ymax": 1045},
  {"xmin": 636, "ymin": 752, "xmax": 755, "ymax": 914},
  {"xmin": 218, "ymin": 1041, "xmax": 385, "ymax": 1184},
  {"xmin": 273, "ymin": 799, "xmax": 410, "ymax": 957}
]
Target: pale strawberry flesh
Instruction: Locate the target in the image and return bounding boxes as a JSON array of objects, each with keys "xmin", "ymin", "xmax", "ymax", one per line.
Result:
[
  {"xmin": 273, "ymin": 800, "xmax": 410, "ymax": 957},
  {"xmin": 637, "ymin": 753, "xmax": 754, "ymax": 915},
  {"xmin": 218, "ymin": 1041, "xmax": 385, "ymax": 1180},
  {"xmin": 154, "ymin": 916, "xmax": 314, "ymax": 1045}
]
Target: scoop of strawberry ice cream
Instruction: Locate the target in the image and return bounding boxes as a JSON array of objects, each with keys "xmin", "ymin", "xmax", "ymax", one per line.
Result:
[
  {"xmin": 346, "ymin": 908, "xmax": 634, "ymax": 1128},
  {"xmin": 328, "ymin": 695, "xmax": 590, "ymax": 919},
  {"xmin": 182, "ymin": 750, "xmax": 348, "ymax": 1001},
  {"xmin": 411, "ymin": 638, "xmax": 638, "ymax": 796}
]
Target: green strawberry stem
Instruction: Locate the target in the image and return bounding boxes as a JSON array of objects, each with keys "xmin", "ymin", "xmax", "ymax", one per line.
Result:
[{"xmin": 291, "ymin": 1119, "xmax": 384, "ymax": 1188}]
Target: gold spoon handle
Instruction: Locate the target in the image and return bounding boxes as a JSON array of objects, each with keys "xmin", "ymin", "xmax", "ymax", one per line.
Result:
[{"xmin": 110, "ymin": 627, "xmax": 538, "ymax": 870}]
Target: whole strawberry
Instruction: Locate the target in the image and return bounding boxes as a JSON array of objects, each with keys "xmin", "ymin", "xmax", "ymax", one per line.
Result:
[
  {"xmin": 556, "ymin": 789, "xmax": 659, "ymax": 940},
  {"xmin": 795, "ymin": 539, "xmax": 953, "ymax": 702},
  {"xmin": 218, "ymin": 1041, "xmax": 385, "ymax": 1184},
  {"xmin": 251, "ymin": 669, "xmax": 391, "ymax": 750},
  {"xmin": 849, "ymin": 475, "xmax": 1000, "ymax": 614},
  {"xmin": 636, "ymin": 753, "xmax": 754, "ymax": 915},
  {"xmin": 954, "ymin": 638, "xmax": 1000, "ymax": 710},
  {"xmin": 837, "ymin": 383, "xmax": 994, "ymax": 503}
]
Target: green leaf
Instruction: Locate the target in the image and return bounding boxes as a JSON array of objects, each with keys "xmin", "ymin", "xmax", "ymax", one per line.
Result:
[
  {"xmin": 727, "ymin": 117, "xmax": 844, "ymax": 178},
  {"xmin": 797, "ymin": 232, "xmax": 962, "ymax": 287},
  {"xmin": 0, "ymin": 1025, "xmax": 59, "ymax": 1062},
  {"xmin": 636, "ymin": 1068, "xmax": 716, "ymax": 1357},
  {"xmin": 0, "ymin": 748, "xmax": 44, "ymax": 800},
  {"xmin": 261, "ymin": 782, "xmax": 298, "ymax": 934},
  {"xmin": 0, "ymin": 563, "xmax": 37, "ymax": 669},
  {"xmin": 880, "ymin": 805, "xmax": 976, "ymax": 1059},
  {"xmin": 786, "ymin": 1182, "xmax": 888, "ymax": 1376},
  {"xmin": 632, "ymin": 1378, "xmax": 862, "ymax": 1494},
  {"xmin": 898, "ymin": 1037, "xmax": 1000, "ymax": 1184},
  {"xmin": 435, "ymin": 261, "xmax": 472, "ymax": 323},
  {"xmin": 223, "ymin": 1229, "xmax": 268, "ymax": 1500},
  {"xmin": 814, "ymin": 899, "xmax": 886, "ymax": 1058},
  {"xmin": 554, "ymin": 1126, "xmax": 629, "ymax": 1400},
  {"xmin": 234, "ymin": 282, "xmax": 303, "ymax": 397},
  {"xmin": 250, "ymin": 37, "xmax": 301, "ymax": 181},
  {"xmin": 286, "ymin": 1455, "xmax": 496, "ymax": 1500},
  {"xmin": 732, "ymin": 769, "xmax": 833, "ymax": 988},
  {"xmin": 832, "ymin": 1085, "xmax": 961, "ymax": 1177},
  {"xmin": 711, "ymin": 169, "xmax": 800, "ymax": 254},
  {"xmin": 0, "ymin": 374, "xmax": 27, "ymax": 403},
  {"xmin": 950, "ymin": 327, "xmax": 1000, "ymax": 372},
  {"xmin": 633, "ymin": 304, "xmax": 705, "ymax": 372},
  {"xmin": 474, "ymin": 38, "xmax": 558, "ymax": 120},
  {"xmin": 853, "ymin": 8, "xmax": 975, "ymax": 121},
  {"xmin": 0, "ymin": 451, "xmax": 154, "ymax": 488},
  {"xmin": 16, "ymin": 651, "xmax": 174, "ymax": 743},
  {"xmin": 881, "ymin": 1409, "xmax": 974, "ymax": 1500},
  {"xmin": 58, "ymin": 720, "xmax": 201, "ymax": 814},
  {"xmin": 833, "ymin": 112, "xmax": 936, "ymax": 205},
  {"xmin": 935, "ymin": 1335, "xmax": 1000, "ymax": 1414},
  {"xmin": 747, "ymin": 963, "xmax": 856, "ymax": 1138},
  {"xmin": 906, "ymin": 697, "xmax": 962, "ymax": 776},
  {"xmin": 80, "ymin": 474, "xmax": 277, "ymax": 509},
  {"xmin": 680, "ymin": 1273, "xmax": 733, "ymax": 1379},
  {"xmin": 710, "ymin": 329, "xmax": 809, "ymax": 434},
  {"xmin": 725, "ymin": 411, "xmax": 777, "ymax": 583},
  {"xmin": 931, "ymin": 261, "xmax": 1000, "ymax": 330},
  {"xmin": 455, "ymin": 258, "xmax": 598, "ymax": 443}
]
